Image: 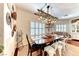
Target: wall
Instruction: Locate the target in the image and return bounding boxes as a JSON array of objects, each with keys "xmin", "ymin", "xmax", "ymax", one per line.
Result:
[
  {"xmin": 0, "ymin": 4, "xmax": 4, "ymax": 45},
  {"xmin": 53, "ymin": 19, "xmax": 79, "ymax": 39},
  {"xmin": 16, "ymin": 6, "xmax": 38, "ymax": 45},
  {"xmin": 54, "ymin": 19, "xmax": 70, "ymax": 33},
  {"xmin": 4, "ymin": 3, "xmax": 17, "ymax": 56},
  {"xmin": 15, "ymin": 5, "xmax": 40, "ymax": 55},
  {"xmin": 4, "ymin": 3, "xmax": 43, "ymax": 56}
]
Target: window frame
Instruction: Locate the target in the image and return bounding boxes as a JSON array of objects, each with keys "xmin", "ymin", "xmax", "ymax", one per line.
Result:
[
  {"xmin": 56, "ymin": 24, "xmax": 66, "ymax": 32},
  {"xmin": 30, "ymin": 21, "xmax": 45, "ymax": 44}
]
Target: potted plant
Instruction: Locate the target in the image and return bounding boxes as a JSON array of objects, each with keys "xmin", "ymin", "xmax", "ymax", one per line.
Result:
[{"xmin": 0, "ymin": 45, "xmax": 4, "ymax": 53}]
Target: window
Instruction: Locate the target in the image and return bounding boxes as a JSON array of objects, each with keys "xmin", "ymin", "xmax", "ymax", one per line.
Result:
[
  {"xmin": 31, "ymin": 21, "xmax": 45, "ymax": 44},
  {"xmin": 56, "ymin": 24, "xmax": 66, "ymax": 32}
]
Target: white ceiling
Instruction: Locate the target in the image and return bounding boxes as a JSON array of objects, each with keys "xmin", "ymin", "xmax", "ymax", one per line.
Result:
[{"xmin": 15, "ymin": 3, "xmax": 79, "ymax": 19}]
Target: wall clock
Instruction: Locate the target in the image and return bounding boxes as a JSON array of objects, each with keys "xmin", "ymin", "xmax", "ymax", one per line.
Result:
[{"xmin": 6, "ymin": 12, "xmax": 11, "ymax": 25}]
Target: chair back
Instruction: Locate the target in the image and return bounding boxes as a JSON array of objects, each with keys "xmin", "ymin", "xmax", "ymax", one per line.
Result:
[{"xmin": 26, "ymin": 34, "xmax": 31, "ymax": 49}]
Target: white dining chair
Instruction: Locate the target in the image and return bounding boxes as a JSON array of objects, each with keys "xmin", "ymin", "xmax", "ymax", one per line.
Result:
[
  {"xmin": 57, "ymin": 41, "xmax": 63, "ymax": 56},
  {"xmin": 44, "ymin": 46, "xmax": 56, "ymax": 56}
]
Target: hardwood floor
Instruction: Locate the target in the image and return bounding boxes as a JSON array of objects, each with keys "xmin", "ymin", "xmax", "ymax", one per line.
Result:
[
  {"xmin": 65, "ymin": 39, "xmax": 79, "ymax": 56},
  {"xmin": 15, "ymin": 39, "xmax": 79, "ymax": 56},
  {"xmin": 67, "ymin": 39, "xmax": 79, "ymax": 47},
  {"xmin": 65, "ymin": 44, "xmax": 79, "ymax": 56},
  {"xmin": 16, "ymin": 45, "xmax": 41, "ymax": 56}
]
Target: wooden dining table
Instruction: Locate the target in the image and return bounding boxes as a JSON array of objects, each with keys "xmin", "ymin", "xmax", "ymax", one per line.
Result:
[
  {"xmin": 42, "ymin": 35, "xmax": 54, "ymax": 44},
  {"xmin": 31, "ymin": 35, "xmax": 54, "ymax": 56}
]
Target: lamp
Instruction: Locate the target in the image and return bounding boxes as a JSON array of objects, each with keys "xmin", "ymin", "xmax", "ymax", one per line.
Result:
[{"xmin": 34, "ymin": 4, "xmax": 58, "ymax": 25}]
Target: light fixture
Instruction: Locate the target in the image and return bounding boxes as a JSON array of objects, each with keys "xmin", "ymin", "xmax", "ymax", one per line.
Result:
[{"xmin": 34, "ymin": 4, "xmax": 58, "ymax": 25}]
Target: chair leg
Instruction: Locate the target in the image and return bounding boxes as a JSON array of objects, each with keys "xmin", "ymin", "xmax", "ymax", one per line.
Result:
[
  {"xmin": 44, "ymin": 51, "xmax": 49, "ymax": 56},
  {"xmin": 58, "ymin": 48, "xmax": 62, "ymax": 56},
  {"xmin": 27, "ymin": 49, "xmax": 32, "ymax": 56},
  {"xmin": 30, "ymin": 52, "xmax": 32, "ymax": 56},
  {"xmin": 14, "ymin": 48, "xmax": 19, "ymax": 56},
  {"xmin": 27, "ymin": 50, "xmax": 30, "ymax": 56},
  {"xmin": 29, "ymin": 50, "xmax": 32, "ymax": 56},
  {"xmin": 42, "ymin": 50, "xmax": 45, "ymax": 56}
]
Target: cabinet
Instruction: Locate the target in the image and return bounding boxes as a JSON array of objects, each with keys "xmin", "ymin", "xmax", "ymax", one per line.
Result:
[
  {"xmin": 71, "ymin": 21, "xmax": 79, "ymax": 32},
  {"xmin": 71, "ymin": 20, "xmax": 79, "ymax": 39}
]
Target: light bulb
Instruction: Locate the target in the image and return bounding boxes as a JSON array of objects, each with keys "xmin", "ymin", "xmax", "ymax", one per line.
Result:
[{"xmin": 40, "ymin": 16, "xmax": 43, "ymax": 19}]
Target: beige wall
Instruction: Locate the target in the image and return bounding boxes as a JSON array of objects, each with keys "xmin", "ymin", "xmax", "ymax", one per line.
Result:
[
  {"xmin": 0, "ymin": 3, "xmax": 4, "ymax": 45},
  {"xmin": 4, "ymin": 3, "xmax": 14, "ymax": 55},
  {"xmin": 4, "ymin": 3, "xmax": 41, "ymax": 56},
  {"xmin": 54, "ymin": 19, "xmax": 70, "ymax": 33},
  {"xmin": 15, "ymin": 6, "xmax": 39, "ymax": 55},
  {"xmin": 16, "ymin": 6, "xmax": 38, "ymax": 45},
  {"xmin": 53, "ymin": 19, "xmax": 79, "ymax": 39}
]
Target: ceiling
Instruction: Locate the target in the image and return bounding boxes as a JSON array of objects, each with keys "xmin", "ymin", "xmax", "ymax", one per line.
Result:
[{"xmin": 15, "ymin": 3, "xmax": 79, "ymax": 20}]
